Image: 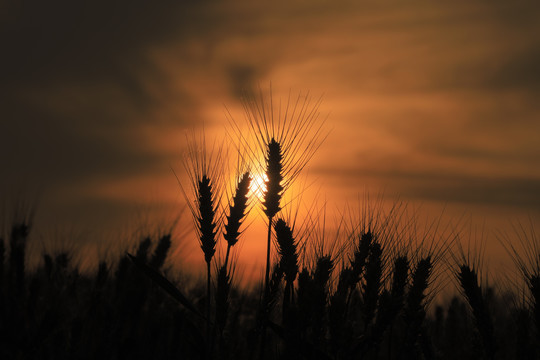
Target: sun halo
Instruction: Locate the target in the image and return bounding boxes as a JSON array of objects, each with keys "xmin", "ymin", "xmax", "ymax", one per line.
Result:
[{"xmin": 249, "ymin": 173, "xmax": 268, "ymax": 201}]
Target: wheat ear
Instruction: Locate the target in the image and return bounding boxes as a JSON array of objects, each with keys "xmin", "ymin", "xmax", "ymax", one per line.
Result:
[
  {"xmin": 223, "ymin": 171, "xmax": 250, "ymax": 269},
  {"xmin": 458, "ymin": 265, "xmax": 496, "ymax": 360}
]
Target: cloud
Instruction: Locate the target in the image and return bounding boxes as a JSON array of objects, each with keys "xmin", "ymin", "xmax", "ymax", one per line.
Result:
[
  {"xmin": 0, "ymin": 1, "xmax": 221, "ymax": 85},
  {"xmin": 2, "ymin": 0, "xmax": 540, "ymax": 236},
  {"xmin": 487, "ymin": 45, "xmax": 540, "ymax": 92},
  {"xmin": 0, "ymin": 1, "xmax": 219, "ymax": 185},
  {"xmin": 314, "ymin": 163, "xmax": 540, "ymax": 211}
]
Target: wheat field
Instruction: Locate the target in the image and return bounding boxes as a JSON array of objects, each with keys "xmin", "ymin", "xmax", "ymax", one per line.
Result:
[{"xmin": 1, "ymin": 93, "xmax": 538, "ymax": 360}]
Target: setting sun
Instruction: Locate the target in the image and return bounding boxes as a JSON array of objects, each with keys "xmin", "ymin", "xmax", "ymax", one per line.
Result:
[{"xmin": 249, "ymin": 173, "xmax": 268, "ymax": 201}]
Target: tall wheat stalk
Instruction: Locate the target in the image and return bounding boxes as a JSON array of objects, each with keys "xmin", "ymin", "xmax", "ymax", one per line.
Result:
[
  {"xmin": 178, "ymin": 131, "xmax": 224, "ymax": 345},
  {"xmin": 227, "ymin": 88, "xmax": 326, "ymax": 358},
  {"xmin": 228, "ymin": 88, "xmax": 325, "ymax": 293}
]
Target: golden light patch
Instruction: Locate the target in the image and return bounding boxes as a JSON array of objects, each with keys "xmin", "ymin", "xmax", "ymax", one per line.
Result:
[{"xmin": 249, "ymin": 173, "xmax": 268, "ymax": 201}]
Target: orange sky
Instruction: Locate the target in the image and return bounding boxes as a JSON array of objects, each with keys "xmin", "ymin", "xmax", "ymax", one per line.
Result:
[{"xmin": 1, "ymin": 1, "xmax": 539, "ymax": 281}]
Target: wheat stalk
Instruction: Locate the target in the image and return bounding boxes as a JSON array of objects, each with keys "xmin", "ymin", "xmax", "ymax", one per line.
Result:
[
  {"xmin": 227, "ymin": 88, "xmax": 326, "ymax": 358},
  {"xmin": 227, "ymin": 88, "xmax": 326, "ymax": 288},
  {"xmin": 176, "ymin": 131, "xmax": 224, "ymax": 347}
]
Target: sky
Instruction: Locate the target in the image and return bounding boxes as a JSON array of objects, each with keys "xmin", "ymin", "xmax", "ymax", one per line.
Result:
[{"xmin": 1, "ymin": 0, "xmax": 540, "ymax": 275}]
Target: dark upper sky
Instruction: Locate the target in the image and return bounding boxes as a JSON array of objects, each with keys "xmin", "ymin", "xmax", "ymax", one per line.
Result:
[{"xmin": 2, "ymin": 0, "xmax": 540, "ymax": 266}]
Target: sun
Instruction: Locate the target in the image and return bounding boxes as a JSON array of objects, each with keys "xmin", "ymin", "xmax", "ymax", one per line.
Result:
[{"xmin": 249, "ymin": 173, "xmax": 268, "ymax": 201}]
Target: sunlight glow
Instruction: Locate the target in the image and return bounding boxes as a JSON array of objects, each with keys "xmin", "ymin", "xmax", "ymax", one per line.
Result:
[{"xmin": 249, "ymin": 173, "xmax": 268, "ymax": 201}]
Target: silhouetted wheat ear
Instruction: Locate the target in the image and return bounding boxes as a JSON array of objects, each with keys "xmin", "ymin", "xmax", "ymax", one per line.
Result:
[
  {"xmin": 262, "ymin": 138, "xmax": 284, "ymax": 333},
  {"xmin": 314, "ymin": 255, "xmax": 334, "ymax": 288},
  {"xmin": 351, "ymin": 231, "xmax": 373, "ymax": 287},
  {"xmin": 275, "ymin": 218, "xmax": 298, "ymax": 284},
  {"xmin": 313, "ymin": 255, "xmax": 334, "ymax": 316},
  {"xmin": 198, "ymin": 175, "xmax": 217, "ymax": 264},
  {"xmin": 263, "ymin": 138, "xmax": 284, "ymax": 219},
  {"xmin": 309, "ymin": 256, "xmax": 333, "ymax": 344},
  {"xmin": 390, "ymin": 255, "xmax": 409, "ymax": 308},
  {"xmin": 362, "ymin": 242, "xmax": 383, "ymax": 328},
  {"xmin": 215, "ymin": 265, "xmax": 231, "ymax": 332},
  {"xmin": 371, "ymin": 255, "xmax": 404, "ymax": 348},
  {"xmin": 400, "ymin": 256, "xmax": 433, "ymax": 359},
  {"xmin": 331, "ymin": 267, "xmax": 353, "ymax": 317},
  {"xmin": 458, "ymin": 264, "xmax": 496, "ymax": 360},
  {"xmin": 407, "ymin": 256, "xmax": 432, "ymax": 315},
  {"xmin": 224, "ymin": 171, "xmax": 251, "ymax": 248},
  {"xmin": 458, "ymin": 265, "xmax": 483, "ymax": 314},
  {"xmin": 135, "ymin": 237, "xmax": 152, "ymax": 262},
  {"xmin": 149, "ymin": 234, "xmax": 171, "ymax": 270}
]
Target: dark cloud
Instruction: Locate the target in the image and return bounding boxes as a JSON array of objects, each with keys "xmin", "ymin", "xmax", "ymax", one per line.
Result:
[
  {"xmin": 407, "ymin": 176, "xmax": 540, "ymax": 210},
  {"xmin": 488, "ymin": 45, "xmax": 540, "ymax": 92},
  {"xmin": 315, "ymin": 164, "xmax": 540, "ymax": 211},
  {"xmin": 227, "ymin": 64, "xmax": 262, "ymax": 98},
  {"xmin": 0, "ymin": 1, "xmax": 214, "ymax": 86},
  {"xmin": 0, "ymin": 2, "xmax": 206, "ymax": 220},
  {"xmin": 401, "ymin": 173, "xmax": 540, "ymax": 212}
]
